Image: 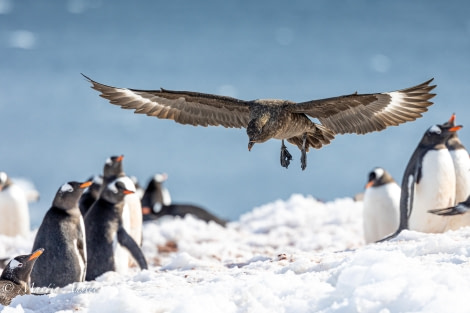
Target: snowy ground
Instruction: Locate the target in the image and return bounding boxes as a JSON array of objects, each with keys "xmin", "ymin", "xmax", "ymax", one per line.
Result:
[{"xmin": 2, "ymin": 194, "xmax": 470, "ymax": 313}]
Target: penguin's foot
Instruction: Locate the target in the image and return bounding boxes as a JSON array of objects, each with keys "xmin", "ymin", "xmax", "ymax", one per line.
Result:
[
  {"xmin": 280, "ymin": 140, "xmax": 292, "ymax": 169},
  {"xmin": 301, "ymin": 148, "xmax": 307, "ymax": 171},
  {"xmin": 300, "ymin": 133, "xmax": 307, "ymax": 171}
]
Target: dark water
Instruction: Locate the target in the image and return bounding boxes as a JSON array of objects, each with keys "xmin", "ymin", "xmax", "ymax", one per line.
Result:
[{"xmin": 1, "ymin": 0, "xmax": 470, "ymax": 226}]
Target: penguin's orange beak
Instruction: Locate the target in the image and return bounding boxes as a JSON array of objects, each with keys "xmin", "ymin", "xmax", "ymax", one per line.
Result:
[
  {"xmin": 80, "ymin": 181, "xmax": 93, "ymax": 189},
  {"xmin": 448, "ymin": 113, "xmax": 456, "ymax": 124},
  {"xmin": 449, "ymin": 125, "xmax": 463, "ymax": 132},
  {"xmin": 365, "ymin": 181, "xmax": 374, "ymax": 189},
  {"xmin": 29, "ymin": 248, "xmax": 44, "ymax": 261},
  {"xmin": 123, "ymin": 189, "xmax": 134, "ymax": 195},
  {"xmin": 117, "ymin": 155, "xmax": 124, "ymax": 162}
]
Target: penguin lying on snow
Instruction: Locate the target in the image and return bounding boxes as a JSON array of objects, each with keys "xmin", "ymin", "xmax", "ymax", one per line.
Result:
[
  {"xmin": 0, "ymin": 249, "xmax": 43, "ymax": 306},
  {"xmin": 362, "ymin": 167, "xmax": 400, "ymax": 244},
  {"xmin": 380, "ymin": 123, "xmax": 462, "ymax": 241},
  {"xmin": 30, "ymin": 181, "xmax": 91, "ymax": 288},
  {"xmin": 141, "ymin": 173, "xmax": 227, "ymax": 226},
  {"xmin": 85, "ymin": 177, "xmax": 147, "ymax": 281},
  {"xmin": 100, "ymin": 155, "xmax": 143, "ymax": 246},
  {"xmin": 0, "ymin": 172, "xmax": 31, "ymax": 237}
]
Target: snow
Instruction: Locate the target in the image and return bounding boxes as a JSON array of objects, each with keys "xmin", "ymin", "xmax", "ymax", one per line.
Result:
[{"xmin": 2, "ymin": 194, "xmax": 470, "ymax": 312}]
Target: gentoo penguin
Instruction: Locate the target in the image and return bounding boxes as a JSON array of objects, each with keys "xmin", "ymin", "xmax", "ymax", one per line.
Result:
[
  {"xmin": 0, "ymin": 248, "xmax": 43, "ymax": 306},
  {"xmin": 141, "ymin": 173, "xmax": 227, "ymax": 226},
  {"xmin": 362, "ymin": 167, "xmax": 400, "ymax": 244},
  {"xmin": 101, "ymin": 156, "xmax": 142, "ymax": 246},
  {"xmin": 441, "ymin": 114, "xmax": 470, "ymax": 231},
  {"xmin": 444, "ymin": 113, "xmax": 470, "ymax": 203},
  {"xmin": 84, "ymin": 177, "xmax": 147, "ymax": 281},
  {"xmin": 79, "ymin": 175, "xmax": 103, "ymax": 216},
  {"xmin": 383, "ymin": 123, "xmax": 462, "ymax": 240},
  {"xmin": 141, "ymin": 173, "xmax": 171, "ymax": 214},
  {"xmin": 429, "ymin": 195, "xmax": 470, "ymax": 216},
  {"xmin": 30, "ymin": 181, "xmax": 91, "ymax": 288},
  {"xmin": 0, "ymin": 172, "xmax": 30, "ymax": 237}
]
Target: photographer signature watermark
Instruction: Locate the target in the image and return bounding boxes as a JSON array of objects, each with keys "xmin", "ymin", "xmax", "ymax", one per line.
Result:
[{"xmin": 28, "ymin": 283, "xmax": 100, "ymax": 295}]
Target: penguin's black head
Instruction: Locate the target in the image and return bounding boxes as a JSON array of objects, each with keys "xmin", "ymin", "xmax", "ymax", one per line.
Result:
[
  {"xmin": 104, "ymin": 155, "xmax": 124, "ymax": 178},
  {"xmin": 421, "ymin": 124, "xmax": 463, "ymax": 146},
  {"xmin": 1, "ymin": 249, "xmax": 43, "ymax": 285},
  {"xmin": 86, "ymin": 175, "xmax": 103, "ymax": 198},
  {"xmin": 366, "ymin": 167, "xmax": 394, "ymax": 188},
  {"xmin": 103, "ymin": 177, "xmax": 136, "ymax": 204},
  {"xmin": 53, "ymin": 181, "xmax": 92, "ymax": 210}
]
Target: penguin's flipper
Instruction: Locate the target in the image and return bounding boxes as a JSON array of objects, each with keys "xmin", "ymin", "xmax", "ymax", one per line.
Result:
[
  {"xmin": 429, "ymin": 204, "xmax": 469, "ymax": 216},
  {"xmin": 117, "ymin": 226, "xmax": 148, "ymax": 270},
  {"xmin": 378, "ymin": 159, "xmax": 421, "ymax": 243}
]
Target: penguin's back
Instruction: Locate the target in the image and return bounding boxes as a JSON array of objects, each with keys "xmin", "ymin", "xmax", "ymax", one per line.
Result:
[{"xmin": 31, "ymin": 209, "xmax": 86, "ymax": 288}]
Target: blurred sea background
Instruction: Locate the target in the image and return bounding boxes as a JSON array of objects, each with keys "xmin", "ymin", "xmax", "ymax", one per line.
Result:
[{"xmin": 1, "ymin": 0, "xmax": 469, "ymax": 227}]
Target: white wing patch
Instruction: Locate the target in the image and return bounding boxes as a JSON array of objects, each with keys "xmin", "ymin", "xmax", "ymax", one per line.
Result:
[
  {"xmin": 384, "ymin": 91, "xmax": 405, "ymax": 112},
  {"xmin": 120, "ymin": 88, "xmax": 167, "ymax": 113}
]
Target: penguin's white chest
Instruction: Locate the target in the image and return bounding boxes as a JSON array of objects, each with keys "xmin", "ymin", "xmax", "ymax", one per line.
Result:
[
  {"xmin": 363, "ymin": 183, "xmax": 400, "ymax": 243},
  {"xmin": 75, "ymin": 216, "xmax": 87, "ymax": 281},
  {"xmin": 450, "ymin": 149, "xmax": 470, "ymax": 203},
  {"xmin": 445, "ymin": 150, "xmax": 470, "ymax": 230},
  {"xmin": 409, "ymin": 149, "xmax": 456, "ymax": 233},
  {"xmin": 113, "ymin": 231, "xmax": 129, "ymax": 275},
  {"xmin": 0, "ymin": 185, "xmax": 30, "ymax": 237}
]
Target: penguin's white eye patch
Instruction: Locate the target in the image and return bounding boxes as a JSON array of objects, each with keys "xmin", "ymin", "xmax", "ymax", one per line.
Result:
[
  {"xmin": 373, "ymin": 168, "xmax": 384, "ymax": 179},
  {"xmin": 92, "ymin": 175, "xmax": 103, "ymax": 184},
  {"xmin": 105, "ymin": 157, "xmax": 112, "ymax": 165},
  {"xmin": 60, "ymin": 183, "xmax": 74, "ymax": 193},
  {"xmin": 0, "ymin": 172, "xmax": 7, "ymax": 184},
  {"xmin": 428, "ymin": 125, "xmax": 441, "ymax": 134},
  {"xmin": 9, "ymin": 259, "xmax": 22, "ymax": 269}
]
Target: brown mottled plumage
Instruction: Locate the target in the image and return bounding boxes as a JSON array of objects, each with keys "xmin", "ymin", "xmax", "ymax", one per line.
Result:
[
  {"xmin": 0, "ymin": 249, "xmax": 43, "ymax": 306},
  {"xmin": 83, "ymin": 74, "xmax": 436, "ymax": 170}
]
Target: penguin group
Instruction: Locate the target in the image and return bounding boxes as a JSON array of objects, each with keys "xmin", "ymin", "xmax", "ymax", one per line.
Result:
[
  {"xmin": 362, "ymin": 113, "xmax": 470, "ymax": 243},
  {"xmin": 0, "ymin": 154, "xmax": 227, "ymax": 304}
]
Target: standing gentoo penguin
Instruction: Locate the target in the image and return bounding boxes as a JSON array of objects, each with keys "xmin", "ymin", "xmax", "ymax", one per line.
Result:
[
  {"xmin": 441, "ymin": 114, "xmax": 470, "ymax": 231},
  {"xmin": 0, "ymin": 249, "xmax": 43, "ymax": 306},
  {"xmin": 84, "ymin": 177, "xmax": 147, "ymax": 281},
  {"xmin": 101, "ymin": 156, "xmax": 143, "ymax": 246},
  {"xmin": 362, "ymin": 167, "xmax": 400, "ymax": 244},
  {"xmin": 30, "ymin": 181, "xmax": 91, "ymax": 288},
  {"xmin": 382, "ymin": 123, "xmax": 462, "ymax": 240},
  {"xmin": 141, "ymin": 173, "xmax": 227, "ymax": 226},
  {"xmin": 0, "ymin": 172, "xmax": 30, "ymax": 237},
  {"xmin": 444, "ymin": 113, "xmax": 470, "ymax": 203},
  {"xmin": 79, "ymin": 175, "xmax": 103, "ymax": 216}
]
